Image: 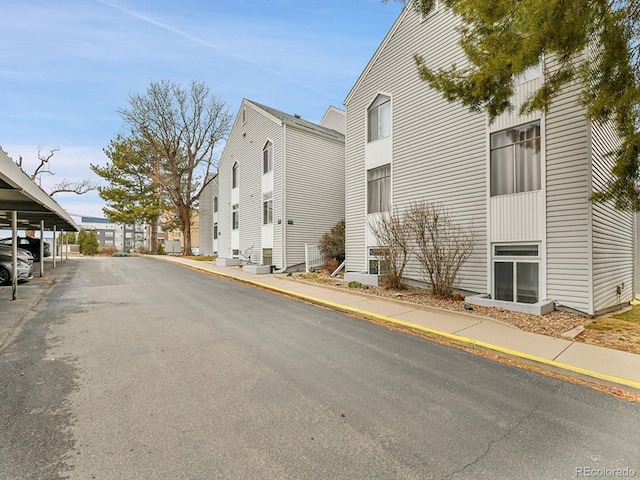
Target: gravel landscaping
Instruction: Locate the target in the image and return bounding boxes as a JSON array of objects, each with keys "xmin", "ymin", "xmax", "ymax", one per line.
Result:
[{"xmin": 293, "ymin": 273, "xmax": 640, "ymax": 356}]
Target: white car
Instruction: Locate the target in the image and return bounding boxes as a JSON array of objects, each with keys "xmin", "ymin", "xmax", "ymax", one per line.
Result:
[{"xmin": 0, "ymin": 245, "xmax": 34, "ymax": 285}]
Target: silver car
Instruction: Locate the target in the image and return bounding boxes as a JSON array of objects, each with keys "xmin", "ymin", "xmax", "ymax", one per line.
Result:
[{"xmin": 0, "ymin": 245, "xmax": 34, "ymax": 285}]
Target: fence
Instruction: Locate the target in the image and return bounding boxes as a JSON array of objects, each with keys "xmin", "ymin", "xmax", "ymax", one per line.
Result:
[{"xmin": 304, "ymin": 244, "xmax": 324, "ymax": 273}]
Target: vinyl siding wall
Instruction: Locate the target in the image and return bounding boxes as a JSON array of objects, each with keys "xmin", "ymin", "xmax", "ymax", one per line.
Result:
[
  {"xmin": 591, "ymin": 121, "xmax": 634, "ymax": 313},
  {"xmin": 284, "ymin": 126, "xmax": 345, "ymax": 268},
  {"xmin": 545, "ymin": 76, "xmax": 592, "ymax": 313},
  {"xmin": 218, "ymin": 101, "xmax": 282, "ymax": 264},
  {"xmin": 345, "ymin": 7, "xmax": 487, "ymax": 292},
  {"xmin": 199, "ymin": 174, "xmax": 217, "ymax": 256},
  {"xmin": 320, "ymin": 107, "xmax": 346, "ymax": 135}
]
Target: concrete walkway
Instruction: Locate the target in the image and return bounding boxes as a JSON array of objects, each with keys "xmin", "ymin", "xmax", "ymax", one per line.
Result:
[{"xmin": 155, "ymin": 256, "xmax": 640, "ymax": 395}]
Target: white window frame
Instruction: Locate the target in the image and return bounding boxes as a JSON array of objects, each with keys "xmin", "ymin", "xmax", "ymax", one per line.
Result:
[
  {"xmin": 232, "ymin": 204, "xmax": 239, "ymax": 230},
  {"xmin": 367, "ymin": 94, "xmax": 391, "ymax": 142},
  {"xmin": 490, "ymin": 121, "xmax": 541, "ymax": 197},
  {"xmin": 492, "ymin": 244, "xmax": 540, "ymax": 304},
  {"xmin": 263, "ymin": 141, "xmax": 273, "ymax": 174},
  {"xmin": 263, "ymin": 192, "xmax": 273, "ymax": 225},
  {"xmin": 232, "ymin": 162, "xmax": 239, "ymax": 189},
  {"xmin": 367, "ymin": 247, "xmax": 388, "ymax": 275},
  {"xmin": 367, "ymin": 164, "xmax": 391, "ymax": 214}
]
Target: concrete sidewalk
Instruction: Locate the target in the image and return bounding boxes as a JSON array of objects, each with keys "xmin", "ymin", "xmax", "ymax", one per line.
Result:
[{"xmin": 158, "ymin": 256, "xmax": 640, "ymax": 395}]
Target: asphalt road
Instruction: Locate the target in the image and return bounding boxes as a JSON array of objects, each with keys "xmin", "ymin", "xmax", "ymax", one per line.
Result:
[{"xmin": 1, "ymin": 257, "xmax": 639, "ymax": 480}]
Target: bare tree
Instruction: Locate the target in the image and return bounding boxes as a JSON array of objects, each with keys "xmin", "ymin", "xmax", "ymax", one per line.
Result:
[
  {"xmin": 367, "ymin": 207, "xmax": 413, "ymax": 289},
  {"xmin": 30, "ymin": 146, "xmax": 98, "ymax": 196},
  {"xmin": 407, "ymin": 201, "xmax": 474, "ymax": 297},
  {"xmin": 118, "ymin": 80, "xmax": 232, "ymax": 255}
]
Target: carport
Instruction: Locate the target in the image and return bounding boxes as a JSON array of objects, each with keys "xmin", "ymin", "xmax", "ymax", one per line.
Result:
[{"xmin": 0, "ymin": 148, "xmax": 78, "ymax": 299}]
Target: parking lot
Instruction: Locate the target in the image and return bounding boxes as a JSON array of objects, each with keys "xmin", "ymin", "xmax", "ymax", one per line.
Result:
[{"xmin": 0, "ymin": 256, "xmax": 75, "ymax": 348}]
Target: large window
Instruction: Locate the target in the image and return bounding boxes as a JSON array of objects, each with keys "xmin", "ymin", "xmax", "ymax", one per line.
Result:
[
  {"xmin": 232, "ymin": 162, "xmax": 239, "ymax": 189},
  {"xmin": 494, "ymin": 244, "xmax": 539, "ymax": 304},
  {"xmin": 490, "ymin": 122, "xmax": 541, "ymax": 196},
  {"xmin": 213, "ymin": 196, "xmax": 218, "ymax": 213},
  {"xmin": 263, "ymin": 192, "xmax": 273, "ymax": 225},
  {"xmin": 367, "ymin": 164, "xmax": 391, "ymax": 213},
  {"xmin": 263, "ymin": 141, "xmax": 273, "ymax": 174},
  {"xmin": 213, "ymin": 223, "xmax": 218, "ymax": 240},
  {"xmin": 232, "ymin": 204, "xmax": 239, "ymax": 230},
  {"xmin": 368, "ymin": 94, "xmax": 391, "ymax": 142}
]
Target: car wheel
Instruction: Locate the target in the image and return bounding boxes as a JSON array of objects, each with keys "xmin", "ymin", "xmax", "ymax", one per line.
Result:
[{"xmin": 0, "ymin": 266, "xmax": 9, "ymax": 285}]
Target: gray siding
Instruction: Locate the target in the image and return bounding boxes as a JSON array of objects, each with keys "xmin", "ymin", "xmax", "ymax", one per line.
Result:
[
  {"xmin": 545, "ymin": 78, "xmax": 592, "ymax": 313},
  {"xmin": 218, "ymin": 100, "xmax": 282, "ymax": 263},
  {"xmin": 284, "ymin": 125, "xmax": 345, "ymax": 267},
  {"xmin": 345, "ymin": 7, "xmax": 487, "ymax": 292},
  {"xmin": 218, "ymin": 99, "xmax": 344, "ymax": 270},
  {"xmin": 320, "ymin": 107, "xmax": 346, "ymax": 135},
  {"xmin": 199, "ymin": 173, "xmax": 217, "ymax": 256},
  {"xmin": 591, "ymin": 121, "xmax": 634, "ymax": 313}
]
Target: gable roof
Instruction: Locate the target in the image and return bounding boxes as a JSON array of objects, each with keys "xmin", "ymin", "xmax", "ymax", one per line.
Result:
[
  {"xmin": 246, "ymin": 100, "xmax": 344, "ymax": 141},
  {"xmin": 344, "ymin": 4, "xmax": 411, "ymax": 106}
]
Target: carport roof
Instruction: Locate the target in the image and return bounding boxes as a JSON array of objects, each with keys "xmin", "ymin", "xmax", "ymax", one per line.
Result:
[{"xmin": 0, "ymin": 147, "xmax": 79, "ymax": 232}]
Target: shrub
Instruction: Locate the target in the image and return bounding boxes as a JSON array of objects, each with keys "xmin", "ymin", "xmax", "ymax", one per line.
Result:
[
  {"xmin": 80, "ymin": 230, "xmax": 99, "ymax": 255},
  {"xmin": 348, "ymin": 281, "xmax": 363, "ymax": 288},
  {"xmin": 156, "ymin": 242, "xmax": 166, "ymax": 255},
  {"xmin": 367, "ymin": 208, "xmax": 413, "ymax": 290},
  {"xmin": 407, "ymin": 201, "xmax": 475, "ymax": 297},
  {"xmin": 324, "ymin": 258, "xmax": 340, "ymax": 275},
  {"xmin": 318, "ymin": 219, "xmax": 345, "ymax": 263},
  {"xmin": 98, "ymin": 246, "xmax": 117, "ymax": 256}
]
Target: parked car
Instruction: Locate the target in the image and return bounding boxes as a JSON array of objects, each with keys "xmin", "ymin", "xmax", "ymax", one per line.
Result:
[
  {"xmin": 0, "ymin": 236, "xmax": 50, "ymax": 261},
  {"xmin": 0, "ymin": 246, "xmax": 34, "ymax": 285}
]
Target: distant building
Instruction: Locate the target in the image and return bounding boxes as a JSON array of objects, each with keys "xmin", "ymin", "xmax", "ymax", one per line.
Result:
[{"xmin": 81, "ymin": 217, "xmax": 145, "ymax": 251}]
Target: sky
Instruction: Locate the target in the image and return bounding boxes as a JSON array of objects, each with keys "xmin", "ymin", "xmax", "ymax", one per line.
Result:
[{"xmin": 1, "ymin": 0, "xmax": 405, "ymax": 223}]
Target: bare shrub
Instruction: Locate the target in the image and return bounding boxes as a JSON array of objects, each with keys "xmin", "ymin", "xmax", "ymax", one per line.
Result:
[
  {"xmin": 324, "ymin": 258, "xmax": 340, "ymax": 275},
  {"xmin": 318, "ymin": 219, "xmax": 345, "ymax": 263},
  {"xmin": 98, "ymin": 245, "xmax": 117, "ymax": 256},
  {"xmin": 367, "ymin": 207, "xmax": 413, "ymax": 290},
  {"xmin": 407, "ymin": 201, "xmax": 474, "ymax": 297}
]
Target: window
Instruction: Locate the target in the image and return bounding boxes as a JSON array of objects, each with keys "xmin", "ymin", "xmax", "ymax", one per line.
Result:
[
  {"xmin": 241, "ymin": 107, "xmax": 246, "ymax": 124},
  {"xmin": 263, "ymin": 192, "xmax": 273, "ymax": 225},
  {"xmin": 214, "ymin": 223, "xmax": 218, "ymax": 240},
  {"xmin": 263, "ymin": 141, "xmax": 273, "ymax": 174},
  {"xmin": 516, "ymin": 64, "xmax": 541, "ymax": 84},
  {"xmin": 232, "ymin": 162, "xmax": 239, "ymax": 189},
  {"xmin": 232, "ymin": 204, "xmax": 239, "ymax": 229},
  {"xmin": 262, "ymin": 248, "xmax": 273, "ymax": 266},
  {"xmin": 213, "ymin": 196, "xmax": 218, "ymax": 213},
  {"xmin": 105, "ymin": 231, "xmax": 114, "ymax": 237},
  {"xmin": 367, "ymin": 164, "xmax": 391, "ymax": 213},
  {"xmin": 494, "ymin": 244, "xmax": 539, "ymax": 304},
  {"xmin": 232, "ymin": 249, "xmax": 239, "ymax": 258},
  {"xmin": 368, "ymin": 94, "xmax": 391, "ymax": 142},
  {"xmin": 490, "ymin": 122, "xmax": 541, "ymax": 196},
  {"xmin": 368, "ymin": 247, "xmax": 388, "ymax": 275}
]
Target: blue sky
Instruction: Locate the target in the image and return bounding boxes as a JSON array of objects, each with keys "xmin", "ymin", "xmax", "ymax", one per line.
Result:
[{"xmin": 1, "ymin": 0, "xmax": 405, "ymax": 221}]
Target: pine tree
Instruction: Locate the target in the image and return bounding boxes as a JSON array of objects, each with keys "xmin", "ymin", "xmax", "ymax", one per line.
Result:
[{"xmin": 91, "ymin": 135, "xmax": 163, "ymax": 254}]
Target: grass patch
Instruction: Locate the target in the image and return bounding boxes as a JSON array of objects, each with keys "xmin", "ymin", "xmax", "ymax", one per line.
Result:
[
  {"xmin": 298, "ymin": 273, "xmax": 318, "ymax": 280},
  {"xmin": 184, "ymin": 255, "xmax": 217, "ymax": 262},
  {"xmin": 612, "ymin": 305, "xmax": 640, "ymax": 323},
  {"xmin": 586, "ymin": 304, "xmax": 640, "ymax": 334}
]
